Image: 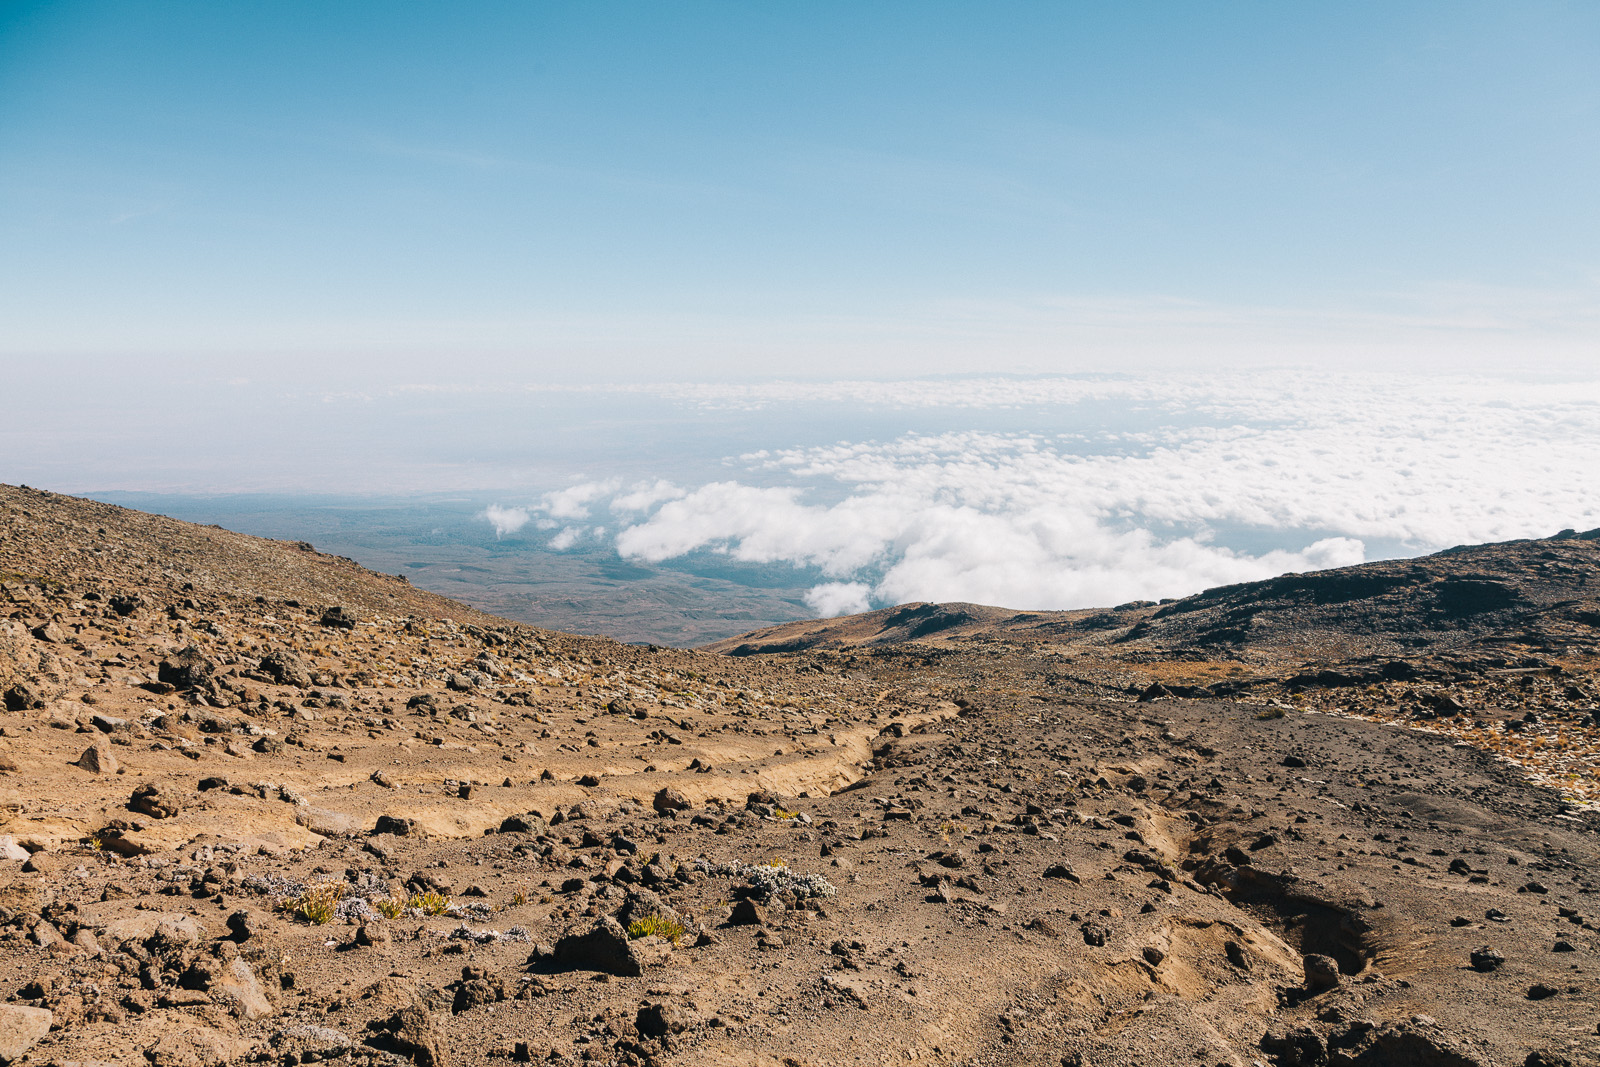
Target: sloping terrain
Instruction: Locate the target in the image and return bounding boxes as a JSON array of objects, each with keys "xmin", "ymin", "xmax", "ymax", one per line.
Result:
[
  {"xmin": 709, "ymin": 530, "xmax": 1600, "ymax": 661},
  {"xmin": 3, "ymin": 484, "xmax": 1600, "ymax": 1067}
]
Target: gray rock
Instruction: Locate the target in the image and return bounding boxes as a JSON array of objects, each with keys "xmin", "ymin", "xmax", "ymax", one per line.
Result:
[{"xmin": 296, "ymin": 807, "xmax": 359, "ymax": 835}]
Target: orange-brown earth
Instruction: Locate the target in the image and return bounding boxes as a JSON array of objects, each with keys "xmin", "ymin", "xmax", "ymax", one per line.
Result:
[{"xmin": 3, "ymin": 483, "xmax": 1599, "ymax": 1067}]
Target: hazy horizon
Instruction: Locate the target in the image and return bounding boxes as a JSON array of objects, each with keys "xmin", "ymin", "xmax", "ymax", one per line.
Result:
[{"xmin": 5, "ymin": 4, "xmax": 1598, "ymax": 632}]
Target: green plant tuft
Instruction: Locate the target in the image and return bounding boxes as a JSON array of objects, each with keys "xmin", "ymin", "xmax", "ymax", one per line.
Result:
[
  {"xmin": 626, "ymin": 913, "xmax": 685, "ymax": 944},
  {"xmin": 408, "ymin": 890, "xmax": 451, "ymax": 916},
  {"xmin": 289, "ymin": 882, "xmax": 347, "ymax": 925},
  {"xmin": 374, "ymin": 896, "xmax": 407, "ymax": 919}
]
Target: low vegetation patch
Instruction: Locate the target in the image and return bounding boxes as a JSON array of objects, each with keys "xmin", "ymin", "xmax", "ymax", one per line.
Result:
[{"xmin": 626, "ymin": 913, "xmax": 686, "ymax": 943}]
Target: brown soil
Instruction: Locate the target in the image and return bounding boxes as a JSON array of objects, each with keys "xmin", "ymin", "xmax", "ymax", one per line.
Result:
[{"xmin": 3, "ymin": 484, "xmax": 1599, "ymax": 1067}]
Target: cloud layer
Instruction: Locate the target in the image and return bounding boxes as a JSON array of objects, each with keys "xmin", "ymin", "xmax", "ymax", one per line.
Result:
[{"xmin": 485, "ymin": 372, "xmax": 1600, "ymax": 616}]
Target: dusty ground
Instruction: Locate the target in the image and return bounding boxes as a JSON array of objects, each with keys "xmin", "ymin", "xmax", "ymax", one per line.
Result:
[{"xmin": 3, "ymin": 484, "xmax": 1599, "ymax": 1067}]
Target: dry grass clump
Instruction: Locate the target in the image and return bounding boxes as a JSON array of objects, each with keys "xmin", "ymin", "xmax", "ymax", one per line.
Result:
[
  {"xmin": 408, "ymin": 890, "xmax": 451, "ymax": 915},
  {"xmin": 374, "ymin": 896, "xmax": 409, "ymax": 920},
  {"xmin": 289, "ymin": 882, "xmax": 348, "ymax": 925},
  {"xmin": 626, "ymin": 914, "xmax": 685, "ymax": 944}
]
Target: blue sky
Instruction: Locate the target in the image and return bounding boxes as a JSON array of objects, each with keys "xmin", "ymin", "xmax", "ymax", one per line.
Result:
[{"xmin": 3, "ymin": 2, "xmax": 1598, "ymax": 377}]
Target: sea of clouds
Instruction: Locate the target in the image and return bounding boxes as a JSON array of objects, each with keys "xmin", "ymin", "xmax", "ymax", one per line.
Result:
[{"xmin": 480, "ymin": 371, "xmax": 1600, "ymax": 617}]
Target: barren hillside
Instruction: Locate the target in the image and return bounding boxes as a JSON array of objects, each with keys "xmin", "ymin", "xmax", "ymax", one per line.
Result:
[{"xmin": 3, "ymin": 485, "xmax": 1599, "ymax": 1067}]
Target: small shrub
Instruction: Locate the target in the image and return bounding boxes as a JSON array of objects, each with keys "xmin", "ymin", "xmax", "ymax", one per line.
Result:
[
  {"xmin": 291, "ymin": 882, "xmax": 347, "ymax": 925},
  {"xmin": 374, "ymin": 896, "xmax": 408, "ymax": 920},
  {"xmin": 626, "ymin": 914, "xmax": 685, "ymax": 944},
  {"xmin": 510, "ymin": 890, "xmax": 528, "ymax": 907},
  {"xmin": 1255, "ymin": 706, "xmax": 1286, "ymax": 720},
  {"xmin": 408, "ymin": 890, "xmax": 450, "ymax": 916}
]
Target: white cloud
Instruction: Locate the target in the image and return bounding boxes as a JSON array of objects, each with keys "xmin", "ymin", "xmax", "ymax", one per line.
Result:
[
  {"xmin": 610, "ymin": 479, "xmax": 687, "ymax": 513},
  {"xmin": 548, "ymin": 526, "xmax": 584, "ymax": 551},
  {"xmin": 479, "ymin": 504, "xmax": 531, "ymax": 538},
  {"xmin": 541, "ymin": 479, "xmax": 621, "ymax": 520},
  {"xmin": 571, "ymin": 372, "xmax": 1600, "ymax": 615},
  {"xmin": 804, "ymin": 582, "xmax": 874, "ymax": 617}
]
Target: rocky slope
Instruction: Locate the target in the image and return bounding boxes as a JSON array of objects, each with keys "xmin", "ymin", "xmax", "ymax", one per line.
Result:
[{"xmin": 3, "ymin": 484, "xmax": 1599, "ymax": 1067}]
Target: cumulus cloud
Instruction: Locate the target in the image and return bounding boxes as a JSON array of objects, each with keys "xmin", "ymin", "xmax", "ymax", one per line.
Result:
[
  {"xmin": 541, "ymin": 479, "xmax": 621, "ymax": 520},
  {"xmin": 805, "ymin": 582, "xmax": 874, "ymax": 617},
  {"xmin": 480, "ymin": 504, "xmax": 531, "ymax": 538},
  {"xmin": 548, "ymin": 526, "xmax": 584, "ymax": 551},
  {"xmin": 552, "ymin": 373, "xmax": 1600, "ymax": 616}
]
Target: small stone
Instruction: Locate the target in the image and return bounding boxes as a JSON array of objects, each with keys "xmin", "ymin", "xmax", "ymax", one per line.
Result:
[
  {"xmin": 1303, "ymin": 954, "xmax": 1341, "ymax": 992},
  {"xmin": 1225, "ymin": 940, "xmax": 1251, "ymax": 970},
  {"xmin": 30, "ymin": 921, "xmax": 63, "ymax": 947},
  {"xmin": 728, "ymin": 899, "xmax": 766, "ymax": 926},
  {"xmin": 1527, "ymin": 982, "xmax": 1559, "ymax": 1000},
  {"xmin": 130, "ymin": 782, "xmax": 180, "ymax": 818},
  {"xmin": 157, "ymin": 645, "xmax": 215, "ymax": 690},
  {"xmin": 74, "ymin": 737, "xmax": 119, "ymax": 775},
  {"xmin": 653, "ymin": 787, "xmax": 692, "ymax": 815},
  {"xmin": 1081, "ymin": 920, "xmax": 1112, "ymax": 948},
  {"xmin": 1141, "ymin": 946, "xmax": 1166, "ymax": 966},
  {"xmin": 1470, "ymin": 946, "xmax": 1505, "ymax": 972},
  {"xmin": 355, "ymin": 924, "xmax": 390, "ymax": 948},
  {"xmin": 258, "ymin": 650, "xmax": 313, "ymax": 688},
  {"xmin": 30, "ymin": 620, "xmax": 67, "ymax": 643}
]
